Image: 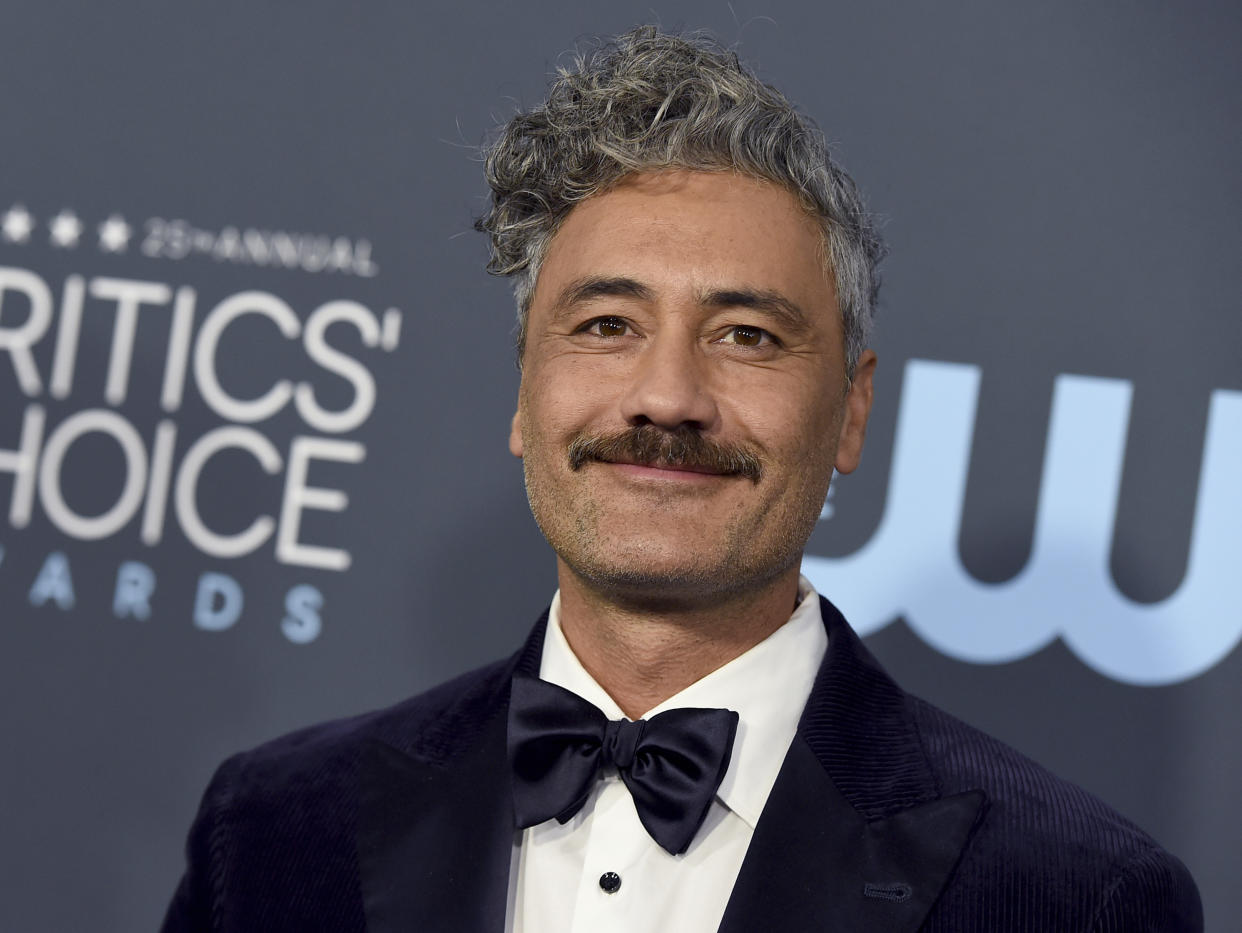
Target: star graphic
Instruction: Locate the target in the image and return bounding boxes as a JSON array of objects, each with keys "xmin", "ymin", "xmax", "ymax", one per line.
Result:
[
  {"xmin": 98, "ymin": 213, "xmax": 132, "ymax": 253},
  {"xmin": 48, "ymin": 209, "xmax": 83, "ymax": 248},
  {"xmin": 1, "ymin": 204, "xmax": 35, "ymax": 244}
]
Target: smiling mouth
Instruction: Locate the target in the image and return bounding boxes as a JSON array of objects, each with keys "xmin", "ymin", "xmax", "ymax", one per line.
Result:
[
  {"xmin": 600, "ymin": 458, "xmax": 731, "ymax": 477},
  {"xmin": 598, "ymin": 461, "xmax": 737, "ymax": 488}
]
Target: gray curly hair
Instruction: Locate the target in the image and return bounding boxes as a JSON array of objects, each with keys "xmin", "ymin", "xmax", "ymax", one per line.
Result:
[{"xmin": 475, "ymin": 25, "xmax": 884, "ymax": 373}]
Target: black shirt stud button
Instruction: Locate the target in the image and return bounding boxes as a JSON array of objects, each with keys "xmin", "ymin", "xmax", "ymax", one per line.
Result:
[{"xmin": 599, "ymin": 871, "xmax": 622, "ymax": 894}]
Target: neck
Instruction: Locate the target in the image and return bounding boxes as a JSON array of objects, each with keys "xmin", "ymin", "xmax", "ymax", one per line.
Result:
[{"xmin": 554, "ymin": 562, "xmax": 803, "ymax": 718}]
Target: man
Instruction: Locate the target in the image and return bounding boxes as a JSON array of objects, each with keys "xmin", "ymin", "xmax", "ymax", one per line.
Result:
[{"xmin": 163, "ymin": 26, "xmax": 1201, "ymax": 932}]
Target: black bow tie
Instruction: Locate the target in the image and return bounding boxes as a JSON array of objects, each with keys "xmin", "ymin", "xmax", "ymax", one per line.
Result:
[{"xmin": 507, "ymin": 673, "xmax": 739, "ymax": 856}]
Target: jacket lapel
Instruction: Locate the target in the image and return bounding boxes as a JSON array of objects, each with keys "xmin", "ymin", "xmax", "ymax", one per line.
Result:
[
  {"xmin": 356, "ymin": 613, "xmax": 548, "ymax": 933},
  {"xmin": 357, "ymin": 720, "xmax": 513, "ymax": 933},
  {"xmin": 718, "ymin": 739, "xmax": 983, "ymax": 933},
  {"xmin": 719, "ymin": 597, "xmax": 985, "ymax": 933}
]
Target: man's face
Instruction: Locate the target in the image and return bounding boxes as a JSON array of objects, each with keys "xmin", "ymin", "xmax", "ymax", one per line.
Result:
[{"xmin": 510, "ymin": 169, "xmax": 875, "ymax": 606}]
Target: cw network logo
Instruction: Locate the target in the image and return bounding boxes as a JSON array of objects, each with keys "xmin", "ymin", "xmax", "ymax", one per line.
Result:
[{"xmin": 804, "ymin": 359, "xmax": 1242, "ymax": 687}]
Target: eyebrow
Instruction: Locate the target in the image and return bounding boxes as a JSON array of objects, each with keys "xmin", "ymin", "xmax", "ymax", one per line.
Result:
[{"xmin": 549, "ymin": 276, "xmax": 654, "ymax": 321}]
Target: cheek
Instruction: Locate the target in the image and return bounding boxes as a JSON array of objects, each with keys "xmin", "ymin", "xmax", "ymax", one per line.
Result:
[
  {"xmin": 524, "ymin": 367, "xmax": 619, "ymax": 436},
  {"xmin": 731, "ymin": 384, "xmax": 836, "ymax": 455}
]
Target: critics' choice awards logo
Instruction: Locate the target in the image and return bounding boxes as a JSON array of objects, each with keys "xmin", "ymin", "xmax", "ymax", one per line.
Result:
[{"xmin": 1, "ymin": 203, "xmax": 397, "ymax": 644}]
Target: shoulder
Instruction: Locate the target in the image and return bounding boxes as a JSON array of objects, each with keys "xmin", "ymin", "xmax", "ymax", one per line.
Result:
[
  {"xmin": 162, "ymin": 658, "xmax": 514, "ymax": 932},
  {"xmin": 908, "ymin": 695, "xmax": 1202, "ymax": 932},
  {"xmin": 210, "ymin": 654, "xmax": 515, "ymax": 806},
  {"xmin": 161, "ymin": 600, "xmax": 552, "ymax": 933}
]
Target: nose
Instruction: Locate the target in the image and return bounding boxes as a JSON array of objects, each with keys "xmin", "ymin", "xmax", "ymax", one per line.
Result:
[{"xmin": 617, "ymin": 331, "xmax": 719, "ymax": 431}]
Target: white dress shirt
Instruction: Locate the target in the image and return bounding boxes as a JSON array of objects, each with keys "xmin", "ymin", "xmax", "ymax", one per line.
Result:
[{"xmin": 507, "ymin": 577, "xmax": 828, "ymax": 933}]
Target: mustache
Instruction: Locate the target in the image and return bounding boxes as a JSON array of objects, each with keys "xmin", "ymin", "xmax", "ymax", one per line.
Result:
[{"xmin": 567, "ymin": 425, "xmax": 763, "ymax": 483}]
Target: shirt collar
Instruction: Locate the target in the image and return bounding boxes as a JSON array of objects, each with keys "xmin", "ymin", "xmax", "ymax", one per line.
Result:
[{"xmin": 539, "ymin": 577, "xmax": 828, "ymax": 830}]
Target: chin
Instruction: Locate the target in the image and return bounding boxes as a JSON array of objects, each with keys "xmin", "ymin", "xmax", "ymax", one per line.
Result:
[{"xmin": 562, "ymin": 545, "xmax": 795, "ymax": 610}]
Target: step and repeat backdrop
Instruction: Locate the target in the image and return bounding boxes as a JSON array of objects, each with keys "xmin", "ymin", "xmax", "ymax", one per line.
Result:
[{"xmin": 1, "ymin": 2, "xmax": 1238, "ymax": 929}]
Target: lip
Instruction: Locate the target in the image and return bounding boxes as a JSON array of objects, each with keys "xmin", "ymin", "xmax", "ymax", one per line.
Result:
[{"xmin": 602, "ymin": 462, "xmax": 733, "ymax": 482}]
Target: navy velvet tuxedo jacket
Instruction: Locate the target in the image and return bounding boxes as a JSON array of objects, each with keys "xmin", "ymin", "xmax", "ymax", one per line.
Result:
[{"xmin": 162, "ymin": 597, "xmax": 1202, "ymax": 932}]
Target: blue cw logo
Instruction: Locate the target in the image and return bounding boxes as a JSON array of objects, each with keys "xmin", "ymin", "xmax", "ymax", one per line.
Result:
[{"xmin": 804, "ymin": 359, "xmax": 1242, "ymax": 686}]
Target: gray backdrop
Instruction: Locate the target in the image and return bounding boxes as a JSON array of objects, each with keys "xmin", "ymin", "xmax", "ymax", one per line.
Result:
[{"xmin": 1, "ymin": 2, "xmax": 1238, "ymax": 930}]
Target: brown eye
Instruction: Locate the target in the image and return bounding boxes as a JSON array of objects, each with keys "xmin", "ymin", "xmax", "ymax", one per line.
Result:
[
  {"xmin": 734, "ymin": 326, "xmax": 762, "ymax": 346},
  {"xmin": 591, "ymin": 317, "xmax": 628, "ymax": 337},
  {"xmin": 725, "ymin": 325, "xmax": 769, "ymax": 347}
]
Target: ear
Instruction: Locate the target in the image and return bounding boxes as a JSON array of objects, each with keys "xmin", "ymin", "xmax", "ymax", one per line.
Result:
[
  {"xmin": 508, "ymin": 409, "xmax": 524, "ymax": 458},
  {"xmin": 834, "ymin": 350, "xmax": 876, "ymax": 475}
]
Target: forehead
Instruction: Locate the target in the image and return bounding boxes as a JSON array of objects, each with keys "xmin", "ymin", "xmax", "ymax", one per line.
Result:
[{"xmin": 532, "ymin": 169, "xmax": 838, "ymax": 319}]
